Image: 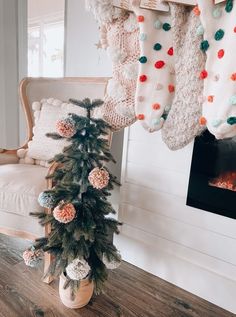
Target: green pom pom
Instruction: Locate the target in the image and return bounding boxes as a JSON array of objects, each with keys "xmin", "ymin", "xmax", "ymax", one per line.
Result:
[
  {"xmin": 153, "ymin": 43, "xmax": 162, "ymax": 51},
  {"xmin": 139, "ymin": 56, "xmax": 147, "ymax": 63},
  {"xmin": 214, "ymin": 29, "xmax": 224, "ymax": 41},
  {"xmin": 225, "ymin": 0, "xmax": 233, "ymax": 12},
  {"xmin": 227, "ymin": 117, "xmax": 236, "ymax": 125},
  {"xmin": 200, "ymin": 40, "xmax": 209, "ymax": 52},
  {"xmin": 162, "ymin": 23, "xmax": 171, "ymax": 31}
]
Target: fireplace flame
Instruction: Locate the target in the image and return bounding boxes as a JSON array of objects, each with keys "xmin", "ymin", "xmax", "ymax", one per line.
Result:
[{"xmin": 209, "ymin": 171, "xmax": 236, "ymax": 192}]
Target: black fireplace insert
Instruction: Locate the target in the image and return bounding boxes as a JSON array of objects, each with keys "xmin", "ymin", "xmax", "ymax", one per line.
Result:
[{"xmin": 187, "ymin": 130, "xmax": 236, "ymax": 220}]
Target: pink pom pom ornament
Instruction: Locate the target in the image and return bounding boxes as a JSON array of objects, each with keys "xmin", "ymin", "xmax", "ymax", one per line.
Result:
[
  {"xmin": 23, "ymin": 248, "xmax": 41, "ymax": 267},
  {"xmin": 56, "ymin": 118, "xmax": 76, "ymax": 138},
  {"xmin": 88, "ymin": 167, "xmax": 110, "ymax": 189},
  {"xmin": 53, "ymin": 202, "xmax": 76, "ymax": 223}
]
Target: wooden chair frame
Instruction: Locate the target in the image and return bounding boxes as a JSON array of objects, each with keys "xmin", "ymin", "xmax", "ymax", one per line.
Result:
[{"xmin": 0, "ymin": 77, "xmax": 111, "ymax": 283}]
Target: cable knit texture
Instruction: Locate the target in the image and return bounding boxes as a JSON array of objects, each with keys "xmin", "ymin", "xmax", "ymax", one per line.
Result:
[
  {"xmin": 100, "ymin": 14, "xmax": 140, "ymax": 131},
  {"xmin": 161, "ymin": 3, "xmax": 206, "ymax": 150}
]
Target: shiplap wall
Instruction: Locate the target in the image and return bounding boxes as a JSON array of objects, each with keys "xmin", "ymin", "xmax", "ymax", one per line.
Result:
[{"xmin": 115, "ymin": 122, "xmax": 236, "ymax": 314}]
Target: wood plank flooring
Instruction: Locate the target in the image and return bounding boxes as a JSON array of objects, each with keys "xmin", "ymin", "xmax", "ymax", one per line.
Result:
[{"xmin": 0, "ymin": 233, "xmax": 233, "ymax": 317}]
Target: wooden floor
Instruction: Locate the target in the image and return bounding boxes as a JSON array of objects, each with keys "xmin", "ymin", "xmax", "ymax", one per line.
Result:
[{"xmin": 0, "ymin": 234, "xmax": 233, "ymax": 317}]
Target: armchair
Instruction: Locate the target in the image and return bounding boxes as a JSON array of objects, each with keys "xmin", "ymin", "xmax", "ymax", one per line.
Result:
[{"xmin": 0, "ymin": 77, "xmax": 109, "ymax": 282}]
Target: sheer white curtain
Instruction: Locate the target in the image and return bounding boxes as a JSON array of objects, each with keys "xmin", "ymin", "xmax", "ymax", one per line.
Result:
[{"xmin": 28, "ymin": 0, "xmax": 65, "ymax": 77}]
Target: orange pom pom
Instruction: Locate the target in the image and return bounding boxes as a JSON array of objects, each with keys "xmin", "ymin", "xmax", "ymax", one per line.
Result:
[
  {"xmin": 231, "ymin": 73, "xmax": 236, "ymax": 81},
  {"xmin": 207, "ymin": 96, "xmax": 214, "ymax": 103},
  {"xmin": 199, "ymin": 116, "xmax": 207, "ymax": 126},
  {"xmin": 193, "ymin": 5, "xmax": 201, "ymax": 16}
]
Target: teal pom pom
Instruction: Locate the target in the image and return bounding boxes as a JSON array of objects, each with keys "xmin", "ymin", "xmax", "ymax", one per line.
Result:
[
  {"xmin": 154, "ymin": 19, "xmax": 162, "ymax": 29},
  {"xmin": 196, "ymin": 25, "xmax": 204, "ymax": 36},
  {"xmin": 152, "ymin": 118, "xmax": 161, "ymax": 126},
  {"xmin": 227, "ymin": 117, "xmax": 236, "ymax": 125},
  {"xmin": 229, "ymin": 95, "xmax": 236, "ymax": 105},
  {"xmin": 153, "ymin": 43, "xmax": 162, "ymax": 51},
  {"xmin": 200, "ymin": 40, "xmax": 209, "ymax": 52},
  {"xmin": 139, "ymin": 33, "xmax": 147, "ymax": 41},
  {"xmin": 212, "ymin": 7, "xmax": 222, "ymax": 18},
  {"xmin": 214, "ymin": 29, "xmax": 224, "ymax": 41},
  {"xmin": 225, "ymin": 0, "xmax": 233, "ymax": 12},
  {"xmin": 38, "ymin": 191, "xmax": 56, "ymax": 208},
  {"xmin": 163, "ymin": 23, "xmax": 171, "ymax": 31},
  {"xmin": 212, "ymin": 119, "xmax": 222, "ymax": 128},
  {"xmin": 139, "ymin": 56, "xmax": 147, "ymax": 63}
]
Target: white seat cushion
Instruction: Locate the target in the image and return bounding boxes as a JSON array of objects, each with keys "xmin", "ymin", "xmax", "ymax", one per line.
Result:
[{"xmin": 0, "ymin": 164, "xmax": 48, "ymax": 217}]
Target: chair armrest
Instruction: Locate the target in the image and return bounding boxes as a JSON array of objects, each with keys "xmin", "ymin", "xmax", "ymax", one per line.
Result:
[
  {"xmin": 46, "ymin": 162, "xmax": 61, "ymax": 189},
  {"xmin": 0, "ymin": 149, "xmax": 19, "ymax": 165}
]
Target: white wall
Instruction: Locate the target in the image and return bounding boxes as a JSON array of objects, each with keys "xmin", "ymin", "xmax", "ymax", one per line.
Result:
[
  {"xmin": 65, "ymin": 0, "xmax": 112, "ymax": 77},
  {"xmin": 115, "ymin": 123, "xmax": 236, "ymax": 314},
  {"xmin": 65, "ymin": 0, "xmax": 123, "ymax": 180},
  {"xmin": 0, "ymin": 0, "xmax": 25, "ymax": 148},
  {"xmin": 28, "ymin": 0, "xmax": 64, "ymax": 19}
]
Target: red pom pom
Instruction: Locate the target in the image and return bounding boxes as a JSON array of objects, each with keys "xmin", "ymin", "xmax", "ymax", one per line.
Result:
[
  {"xmin": 137, "ymin": 114, "xmax": 145, "ymax": 120},
  {"xmin": 152, "ymin": 103, "xmax": 161, "ymax": 110},
  {"xmin": 234, "ymin": 27, "xmax": 236, "ymax": 33},
  {"xmin": 137, "ymin": 15, "xmax": 144, "ymax": 22},
  {"xmin": 167, "ymin": 47, "xmax": 173, "ymax": 56},
  {"xmin": 139, "ymin": 75, "xmax": 147, "ymax": 82},
  {"xmin": 200, "ymin": 70, "xmax": 208, "ymax": 80},
  {"xmin": 168, "ymin": 84, "xmax": 175, "ymax": 93},
  {"xmin": 155, "ymin": 61, "xmax": 165, "ymax": 69},
  {"xmin": 218, "ymin": 49, "xmax": 224, "ymax": 59}
]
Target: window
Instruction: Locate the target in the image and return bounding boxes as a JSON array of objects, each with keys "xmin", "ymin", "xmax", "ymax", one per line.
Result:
[{"xmin": 28, "ymin": 2, "xmax": 65, "ymax": 77}]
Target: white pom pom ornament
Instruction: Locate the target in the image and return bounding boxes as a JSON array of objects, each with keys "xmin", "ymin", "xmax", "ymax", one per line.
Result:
[
  {"xmin": 66, "ymin": 258, "xmax": 91, "ymax": 280},
  {"xmin": 102, "ymin": 253, "xmax": 122, "ymax": 270}
]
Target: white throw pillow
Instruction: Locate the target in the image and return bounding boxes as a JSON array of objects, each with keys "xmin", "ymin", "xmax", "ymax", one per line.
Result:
[{"xmin": 27, "ymin": 98, "xmax": 88, "ymax": 161}]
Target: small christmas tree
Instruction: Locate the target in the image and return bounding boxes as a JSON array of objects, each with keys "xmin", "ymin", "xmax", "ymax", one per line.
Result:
[{"xmin": 24, "ymin": 98, "xmax": 122, "ymax": 296}]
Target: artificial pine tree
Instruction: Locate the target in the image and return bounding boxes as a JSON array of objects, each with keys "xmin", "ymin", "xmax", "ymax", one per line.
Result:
[{"xmin": 24, "ymin": 98, "xmax": 122, "ymax": 297}]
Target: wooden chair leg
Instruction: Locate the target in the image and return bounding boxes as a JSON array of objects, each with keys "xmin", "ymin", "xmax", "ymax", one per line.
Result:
[{"xmin": 43, "ymin": 252, "xmax": 54, "ymax": 284}]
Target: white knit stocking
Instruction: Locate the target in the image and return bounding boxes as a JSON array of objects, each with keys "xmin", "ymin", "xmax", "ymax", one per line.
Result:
[
  {"xmin": 197, "ymin": 0, "xmax": 236, "ymax": 139},
  {"xmin": 132, "ymin": 1, "xmax": 175, "ymax": 133}
]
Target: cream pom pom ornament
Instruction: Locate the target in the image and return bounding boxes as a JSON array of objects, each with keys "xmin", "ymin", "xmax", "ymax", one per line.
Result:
[
  {"xmin": 102, "ymin": 253, "xmax": 122, "ymax": 270},
  {"xmin": 53, "ymin": 202, "xmax": 76, "ymax": 224},
  {"xmin": 66, "ymin": 258, "xmax": 91, "ymax": 281},
  {"xmin": 88, "ymin": 167, "xmax": 110, "ymax": 189},
  {"xmin": 56, "ymin": 117, "xmax": 77, "ymax": 138}
]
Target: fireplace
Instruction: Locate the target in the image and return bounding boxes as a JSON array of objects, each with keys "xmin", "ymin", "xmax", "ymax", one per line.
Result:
[{"xmin": 187, "ymin": 130, "xmax": 236, "ymax": 219}]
